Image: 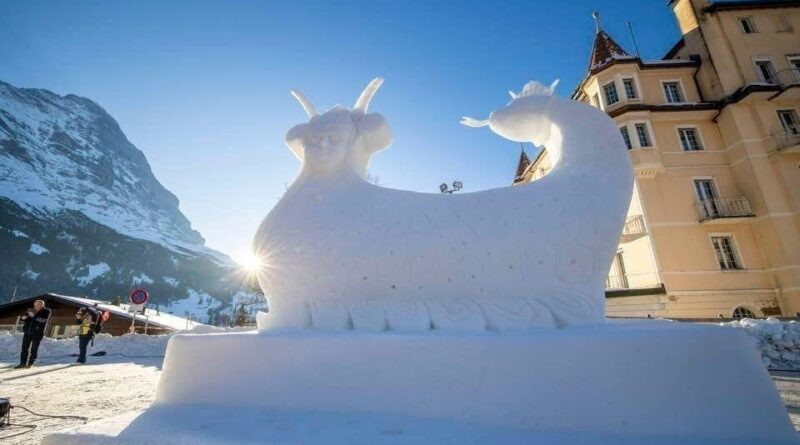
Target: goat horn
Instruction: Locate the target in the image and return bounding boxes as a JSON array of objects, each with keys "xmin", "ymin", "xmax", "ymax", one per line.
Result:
[
  {"xmin": 290, "ymin": 90, "xmax": 318, "ymax": 118},
  {"xmin": 353, "ymin": 77, "xmax": 384, "ymax": 113}
]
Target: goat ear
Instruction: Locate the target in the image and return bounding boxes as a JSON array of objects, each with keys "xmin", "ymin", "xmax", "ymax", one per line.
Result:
[
  {"xmin": 356, "ymin": 113, "xmax": 392, "ymax": 154},
  {"xmin": 284, "ymin": 123, "xmax": 307, "ymax": 160}
]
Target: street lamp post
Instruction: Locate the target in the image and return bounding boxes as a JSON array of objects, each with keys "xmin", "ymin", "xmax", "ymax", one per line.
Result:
[{"xmin": 439, "ymin": 181, "xmax": 463, "ymax": 194}]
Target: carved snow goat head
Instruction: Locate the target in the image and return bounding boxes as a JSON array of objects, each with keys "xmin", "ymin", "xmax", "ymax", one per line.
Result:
[
  {"xmin": 462, "ymin": 79, "xmax": 560, "ymax": 146},
  {"xmin": 285, "ymin": 78, "xmax": 392, "ymax": 178}
]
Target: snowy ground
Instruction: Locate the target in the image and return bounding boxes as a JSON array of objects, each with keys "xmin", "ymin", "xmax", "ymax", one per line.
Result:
[
  {"xmin": 0, "ymin": 357, "xmax": 162, "ymax": 444},
  {"xmin": 2, "ymin": 322, "xmax": 800, "ymax": 444},
  {"xmin": 722, "ymin": 317, "xmax": 800, "ymax": 370}
]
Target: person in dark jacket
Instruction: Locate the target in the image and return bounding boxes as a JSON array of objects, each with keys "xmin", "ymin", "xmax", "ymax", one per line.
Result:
[
  {"xmin": 16, "ymin": 299, "xmax": 51, "ymax": 369},
  {"xmin": 75, "ymin": 307, "xmax": 97, "ymax": 364}
]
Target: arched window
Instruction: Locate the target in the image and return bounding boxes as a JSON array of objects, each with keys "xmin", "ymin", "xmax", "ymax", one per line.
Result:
[{"xmin": 732, "ymin": 306, "xmax": 756, "ymax": 319}]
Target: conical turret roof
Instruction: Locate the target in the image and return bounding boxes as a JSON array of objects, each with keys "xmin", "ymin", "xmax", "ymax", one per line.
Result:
[
  {"xmin": 513, "ymin": 147, "xmax": 532, "ymax": 183},
  {"xmin": 588, "ymin": 13, "xmax": 632, "ymax": 73}
]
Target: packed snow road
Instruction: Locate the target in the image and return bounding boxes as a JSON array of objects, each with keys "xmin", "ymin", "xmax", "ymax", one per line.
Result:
[{"xmin": 0, "ymin": 357, "xmax": 162, "ymax": 444}]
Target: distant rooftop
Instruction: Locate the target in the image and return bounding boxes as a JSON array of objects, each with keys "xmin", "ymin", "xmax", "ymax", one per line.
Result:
[{"xmin": 1, "ymin": 293, "xmax": 204, "ymax": 331}]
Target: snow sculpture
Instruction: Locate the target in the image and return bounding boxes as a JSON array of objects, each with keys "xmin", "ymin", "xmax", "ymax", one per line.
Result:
[
  {"xmin": 253, "ymin": 78, "xmax": 633, "ymax": 331},
  {"xmin": 50, "ymin": 79, "xmax": 796, "ymax": 445}
]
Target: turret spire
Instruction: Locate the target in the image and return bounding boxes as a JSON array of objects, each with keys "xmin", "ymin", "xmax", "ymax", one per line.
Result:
[
  {"xmin": 592, "ymin": 11, "xmax": 601, "ymax": 34},
  {"xmin": 587, "ymin": 12, "xmax": 631, "ymax": 72}
]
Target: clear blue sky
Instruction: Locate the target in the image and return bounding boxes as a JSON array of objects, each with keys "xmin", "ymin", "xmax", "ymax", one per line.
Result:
[{"xmin": 0, "ymin": 0, "xmax": 681, "ymax": 262}]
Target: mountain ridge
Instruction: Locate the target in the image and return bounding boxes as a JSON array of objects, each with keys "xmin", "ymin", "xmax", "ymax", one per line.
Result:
[{"xmin": 0, "ymin": 79, "xmax": 259, "ymax": 323}]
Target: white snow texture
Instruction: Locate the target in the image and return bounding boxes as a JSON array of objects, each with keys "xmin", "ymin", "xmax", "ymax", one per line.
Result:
[
  {"xmin": 252, "ymin": 79, "xmax": 633, "ymax": 331},
  {"xmin": 723, "ymin": 317, "xmax": 800, "ymax": 370},
  {"xmin": 0, "ymin": 331, "xmax": 170, "ymax": 361}
]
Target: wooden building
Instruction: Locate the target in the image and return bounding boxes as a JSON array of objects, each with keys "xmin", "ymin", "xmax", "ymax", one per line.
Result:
[{"xmin": 0, "ymin": 293, "xmax": 201, "ymax": 337}]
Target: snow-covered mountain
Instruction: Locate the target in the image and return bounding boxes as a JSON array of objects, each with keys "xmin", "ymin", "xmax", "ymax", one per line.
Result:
[
  {"xmin": 0, "ymin": 80, "xmax": 226, "ymax": 259},
  {"xmin": 0, "ymin": 80, "xmax": 262, "ymax": 323}
]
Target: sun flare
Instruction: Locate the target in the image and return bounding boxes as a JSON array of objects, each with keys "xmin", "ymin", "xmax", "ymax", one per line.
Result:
[{"xmin": 237, "ymin": 251, "xmax": 263, "ymax": 272}]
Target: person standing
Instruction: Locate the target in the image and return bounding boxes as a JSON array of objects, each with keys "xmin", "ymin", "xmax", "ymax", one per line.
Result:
[
  {"xmin": 75, "ymin": 307, "xmax": 96, "ymax": 364},
  {"xmin": 16, "ymin": 299, "xmax": 51, "ymax": 369}
]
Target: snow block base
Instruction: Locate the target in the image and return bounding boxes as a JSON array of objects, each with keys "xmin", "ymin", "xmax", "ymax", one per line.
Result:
[{"xmin": 46, "ymin": 321, "xmax": 798, "ymax": 444}]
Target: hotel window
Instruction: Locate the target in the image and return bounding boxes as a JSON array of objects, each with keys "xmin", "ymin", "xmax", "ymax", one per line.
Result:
[
  {"xmin": 711, "ymin": 236, "xmax": 742, "ymax": 270},
  {"xmin": 678, "ymin": 127, "xmax": 703, "ymax": 151},
  {"xmin": 662, "ymin": 81, "xmax": 684, "ymax": 103},
  {"xmin": 620, "ymin": 126, "xmax": 632, "ymax": 150},
  {"xmin": 732, "ymin": 306, "xmax": 756, "ymax": 319},
  {"xmin": 754, "ymin": 59, "xmax": 777, "ymax": 83},
  {"xmin": 738, "ymin": 16, "xmax": 758, "ymax": 34},
  {"xmin": 634, "ymin": 123, "xmax": 652, "ymax": 147},
  {"xmin": 603, "ymin": 82, "xmax": 619, "ymax": 106},
  {"xmin": 777, "ymin": 109, "xmax": 800, "ymax": 134},
  {"xmin": 788, "ymin": 56, "xmax": 800, "ymax": 82},
  {"xmin": 770, "ymin": 14, "xmax": 793, "ymax": 33},
  {"xmin": 608, "ymin": 252, "xmax": 628, "ymax": 289},
  {"xmin": 694, "ymin": 179, "xmax": 717, "ymax": 201},
  {"xmin": 622, "ymin": 78, "xmax": 638, "ymax": 100},
  {"xmin": 695, "ymin": 178, "xmax": 719, "ymax": 219}
]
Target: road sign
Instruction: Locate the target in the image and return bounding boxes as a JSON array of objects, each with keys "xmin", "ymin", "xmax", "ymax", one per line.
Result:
[{"xmin": 130, "ymin": 289, "xmax": 149, "ymax": 305}]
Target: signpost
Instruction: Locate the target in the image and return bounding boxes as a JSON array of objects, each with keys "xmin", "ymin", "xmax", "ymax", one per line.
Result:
[{"xmin": 129, "ymin": 289, "xmax": 149, "ymax": 333}]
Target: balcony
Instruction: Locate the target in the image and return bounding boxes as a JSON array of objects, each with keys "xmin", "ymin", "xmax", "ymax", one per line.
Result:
[
  {"xmin": 627, "ymin": 148, "xmax": 664, "ymax": 179},
  {"xmin": 604, "ymin": 273, "xmax": 665, "ymax": 297},
  {"xmin": 772, "ymin": 124, "xmax": 800, "ymax": 153},
  {"xmin": 765, "ymin": 69, "xmax": 800, "ymax": 88},
  {"xmin": 605, "ymin": 275, "xmax": 629, "ymax": 290},
  {"xmin": 697, "ymin": 197, "xmax": 755, "ymax": 224},
  {"xmin": 764, "ymin": 69, "xmax": 800, "ymax": 101},
  {"xmin": 620, "ymin": 215, "xmax": 647, "ymax": 243},
  {"xmin": 604, "ymin": 97, "xmax": 643, "ymax": 112}
]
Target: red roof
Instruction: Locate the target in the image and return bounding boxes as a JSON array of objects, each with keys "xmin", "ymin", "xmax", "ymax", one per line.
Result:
[{"xmin": 589, "ymin": 30, "xmax": 631, "ymax": 73}]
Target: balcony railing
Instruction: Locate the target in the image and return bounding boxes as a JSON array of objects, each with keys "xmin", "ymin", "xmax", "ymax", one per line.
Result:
[
  {"xmin": 604, "ymin": 273, "xmax": 662, "ymax": 291},
  {"xmin": 764, "ymin": 69, "xmax": 800, "ymax": 87},
  {"xmin": 605, "ymin": 275, "xmax": 629, "ymax": 290},
  {"xmin": 773, "ymin": 123, "xmax": 800, "ymax": 152},
  {"xmin": 697, "ymin": 197, "xmax": 755, "ymax": 222},
  {"xmin": 623, "ymin": 215, "xmax": 645, "ymax": 235},
  {"xmin": 620, "ymin": 215, "xmax": 647, "ymax": 242}
]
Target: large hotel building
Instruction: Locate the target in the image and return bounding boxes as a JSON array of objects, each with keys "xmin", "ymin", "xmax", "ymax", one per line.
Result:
[{"xmin": 516, "ymin": 0, "xmax": 800, "ymax": 319}]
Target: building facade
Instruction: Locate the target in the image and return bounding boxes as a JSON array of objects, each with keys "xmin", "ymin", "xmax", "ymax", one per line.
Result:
[{"xmin": 516, "ymin": 0, "xmax": 800, "ymax": 319}]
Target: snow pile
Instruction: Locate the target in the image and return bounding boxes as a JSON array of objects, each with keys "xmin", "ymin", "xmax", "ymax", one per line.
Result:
[
  {"xmin": 29, "ymin": 242, "xmax": 49, "ymax": 254},
  {"xmin": 0, "ymin": 331, "xmax": 171, "ymax": 361},
  {"xmin": 76, "ymin": 262, "xmax": 111, "ymax": 286},
  {"xmin": 161, "ymin": 288, "xmax": 222, "ymax": 322},
  {"xmin": 132, "ymin": 273, "xmax": 154, "ymax": 285},
  {"xmin": 722, "ymin": 317, "xmax": 800, "ymax": 370}
]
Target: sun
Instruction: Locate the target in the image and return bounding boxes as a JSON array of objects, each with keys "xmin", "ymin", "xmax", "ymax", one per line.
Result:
[{"xmin": 236, "ymin": 251, "xmax": 263, "ymax": 272}]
